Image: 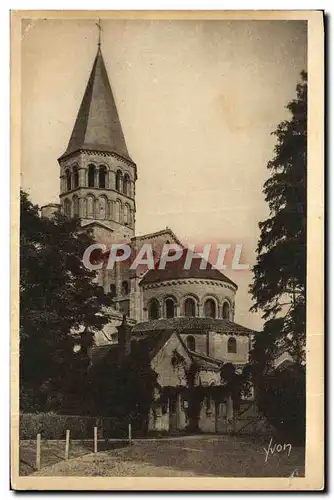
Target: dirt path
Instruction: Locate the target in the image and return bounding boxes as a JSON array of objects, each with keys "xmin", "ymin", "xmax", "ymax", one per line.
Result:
[{"xmin": 32, "ymin": 436, "xmax": 305, "ymax": 477}]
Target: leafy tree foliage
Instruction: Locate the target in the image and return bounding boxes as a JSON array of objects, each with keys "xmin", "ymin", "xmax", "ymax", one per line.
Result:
[
  {"xmin": 256, "ymin": 365, "xmax": 306, "ymax": 445},
  {"xmin": 181, "ymin": 361, "xmax": 251, "ymax": 433},
  {"xmin": 20, "ymin": 190, "xmax": 112, "ymax": 411},
  {"xmin": 87, "ymin": 343, "xmax": 158, "ymax": 436},
  {"xmin": 250, "ymin": 71, "xmax": 307, "ymax": 365}
]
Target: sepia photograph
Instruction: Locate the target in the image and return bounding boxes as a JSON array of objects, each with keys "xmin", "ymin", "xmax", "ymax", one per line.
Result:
[{"xmin": 11, "ymin": 10, "xmax": 324, "ymax": 490}]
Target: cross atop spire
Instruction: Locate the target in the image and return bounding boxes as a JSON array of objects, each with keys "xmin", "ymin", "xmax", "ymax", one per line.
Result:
[{"xmin": 96, "ymin": 18, "xmax": 103, "ymax": 48}]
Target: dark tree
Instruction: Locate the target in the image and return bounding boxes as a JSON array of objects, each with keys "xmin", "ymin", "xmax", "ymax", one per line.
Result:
[
  {"xmin": 249, "ymin": 73, "xmax": 307, "ymax": 445},
  {"xmin": 88, "ymin": 345, "xmax": 158, "ymax": 437},
  {"xmin": 256, "ymin": 365, "xmax": 306, "ymax": 445},
  {"xmin": 20, "ymin": 190, "xmax": 112, "ymax": 411},
  {"xmin": 250, "ymin": 71, "xmax": 307, "ymax": 365}
]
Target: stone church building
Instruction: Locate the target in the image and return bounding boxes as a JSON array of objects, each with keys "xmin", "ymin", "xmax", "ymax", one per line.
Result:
[{"xmin": 42, "ymin": 45, "xmax": 259, "ymax": 434}]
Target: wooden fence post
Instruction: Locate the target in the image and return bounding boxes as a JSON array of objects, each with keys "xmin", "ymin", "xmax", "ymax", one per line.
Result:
[
  {"xmin": 94, "ymin": 426, "xmax": 98, "ymax": 453},
  {"xmin": 65, "ymin": 429, "xmax": 70, "ymax": 460},
  {"xmin": 36, "ymin": 433, "xmax": 41, "ymax": 470},
  {"xmin": 128, "ymin": 423, "xmax": 132, "ymax": 446}
]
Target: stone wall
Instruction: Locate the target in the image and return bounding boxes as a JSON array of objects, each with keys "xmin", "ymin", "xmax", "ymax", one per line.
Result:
[
  {"xmin": 142, "ymin": 278, "xmax": 236, "ymax": 321},
  {"xmin": 59, "ymin": 150, "xmax": 136, "ymax": 239},
  {"xmin": 151, "ymin": 333, "xmax": 191, "ymax": 388},
  {"xmin": 213, "ymin": 333, "xmax": 250, "ymax": 364}
]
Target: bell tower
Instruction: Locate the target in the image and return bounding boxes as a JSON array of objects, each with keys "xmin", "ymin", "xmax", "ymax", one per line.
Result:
[{"xmin": 58, "ymin": 45, "xmax": 137, "ymax": 241}]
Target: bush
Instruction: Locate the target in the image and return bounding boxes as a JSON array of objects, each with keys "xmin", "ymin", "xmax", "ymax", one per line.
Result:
[{"xmin": 19, "ymin": 413, "xmax": 126, "ymax": 440}]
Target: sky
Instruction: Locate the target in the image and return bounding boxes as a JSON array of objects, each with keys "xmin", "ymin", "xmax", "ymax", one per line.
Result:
[{"xmin": 21, "ymin": 18, "xmax": 307, "ymax": 331}]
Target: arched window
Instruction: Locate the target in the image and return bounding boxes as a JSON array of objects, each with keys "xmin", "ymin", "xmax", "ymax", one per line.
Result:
[
  {"xmin": 184, "ymin": 297, "xmax": 196, "ymax": 317},
  {"xmin": 109, "ymin": 284, "xmax": 116, "ymax": 298},
  {"xmin": 186, "ymin": 335, "xmax": 196, "ymax": 351},
  {"xmin": 123, "ymin": 174, "xmax": 130, "ymax": 196},
  {"xmin": 98, "ymin": 196, "xmax": 108, "ymax": 219},
  {"xmin": 121, "ymin": 281, "xmax": 129, "ymax": 296},
  {"xmin": 98, "ymin": 166, "xmax": 107, "ymax": 188},
  {"xmin": 87, "ymin": 195, "xmax": 95, "ymax": 218},
  {"xmin": 165, "ymin": 298, "xmax": 175, "ymax": 318},
  {"xmin": 108, "ymin": 201, "xmax": 113, "ymax": 220},
  {"xmin": 73, "ymin": 166, "xmax": 79, "ymax": 189},
  {"xmin": 64, "ymin": 198, "xmax": 71, "ymax": 217},
  {"xmin": 88, "ymin": 165, "xmax": 95, "ymax": 188},
  {"xmin": 116, "ymin": 170, "xmax": 123, "ymax": 191},
  {"xmin": 124, "ymin": 204, "xmax": 130, "ymax": 225},
  {"xmin": 171, "ymin": 356, "xmax": 178, "ymax": 368},
  {"xmin": 205, "ymin": 394, "xmax": 212, "ymax": 413},
  {"xmin": 73, "ymin": 196, "xmax": 79, "ymax": 217},
  {"xmin": 222, "ymin": 302, "xmax": 230, "ymax": 320},
  {"xmin": 115, "ymin": 200, "xmax": 121, "ymax": 222},
  {"xmin": 81, "ymin": 198, "xmax": 87, "ymax": 218},
  {"xmin": 204, "ymin": 298, "xmax": 216, "ymax": 318},
  {"xmin": 120, "ymin": 301, "xmax": 129, "ymax": 317},
  {"xmin": 148, "ymin": 299, "xmax": 160, "ymax": 320},
  {"xmin": 227, "ymin": 337, "xmax": 237, "ymax": 354},
  {"xmin": 66, "ymin": 169, "xmax": 71, "ymax": 191}
]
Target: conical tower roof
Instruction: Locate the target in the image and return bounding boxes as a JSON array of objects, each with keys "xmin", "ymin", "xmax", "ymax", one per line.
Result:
[{"xmin": 59, "ymin": 47, "xmax": 132, "ymax": 162}]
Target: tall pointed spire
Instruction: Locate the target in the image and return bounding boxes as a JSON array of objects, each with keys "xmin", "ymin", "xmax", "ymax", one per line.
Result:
[{"xmin": 60, "ymin": 48, "xmax": 132, "ymax": 162}]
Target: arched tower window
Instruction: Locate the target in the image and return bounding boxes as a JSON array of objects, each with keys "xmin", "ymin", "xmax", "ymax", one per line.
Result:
[
  {"xmin": 88, "ymin": 165, "xmax": 95, "ymax": 188},
  {"xmin": 73, "ymin": 166, "xmax": 79, "ymax": 189},
  {"xmin": 148, "ymin": 299, "xmax": 160, "ymax": 320},
  {"xmin": 123, "ymin": 174, "xmax": 130, "ymax": 196},
  {"xmin": 87, "ymin": 195, "xmax": 95, "ymax": 218},
  {"xmin": 98, "ymin": 196, "xmax": 108, "ymax": 219},
  {"xmin": 115, "ymin": 200, "xmax": 121, "ymax": 222},
  {"xmin": 121, "ymin": 281, "xmax": 129, "ymax": 296},
  {"xmin": 124, "ymin": 203, "xmax": 130, "ymax": 225},
  {"xmin": 81, "ymin": 198, "xmax": 87, "ymax": 218},
  {"xmin": 184, "ymin": 297, "xmax": 196, "ymax": 317},
  {"xmin": 186, "ymin": 335, "xmax": 196, "ymax": 351},
  {"xmin": 64, "ymin": 198, "xmax": 71, "ymax": 217},
  {"xmin": 165, "ymin": 298, "xmax": 175, "ymax": 318},
  {"xmin": 108, "ymin": 200, "xmax": 113, "ymax": 220},
  {"xmin": 66, "ymin": 169, "xmax": 71, "ymax": 191},
  {"xmin": 73, "ymin": 196, "xmax": 79, "ymax": 217},
  {"xmin": 227, "ymin": 337, "xmax": 237, "ymax": 354},
  {"xmin": 109, "ymin": 284, "xmax": 116, "ymax": 299},
  {"xmin": 116, "ymin": 170, "xmax": 123, "ymax": 191},
  {"xmin": 222, "ymin": 302, "xmax": 230, "ymax": 320},
  {"xmin": 98, "ymin": 166, "xmax": 107, "ymax": 188},
  {"xmin": 204, "ymin": 298, "xmax": 216, "ymax": 318}
]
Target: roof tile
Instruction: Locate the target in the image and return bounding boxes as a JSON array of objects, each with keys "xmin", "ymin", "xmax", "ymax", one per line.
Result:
[
  {"xmin": 140, "ymin": 249, "xmax": 237, "ymax": 287},
  {"xmin": 132, "ymin": 317, "xmax": 254, "ymax": 336}
]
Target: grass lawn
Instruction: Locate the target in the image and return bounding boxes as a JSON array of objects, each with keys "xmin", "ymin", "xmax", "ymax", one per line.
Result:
[{"xmin": 19, "ymin": 439, "xmax": 127, "ymax": 476}]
